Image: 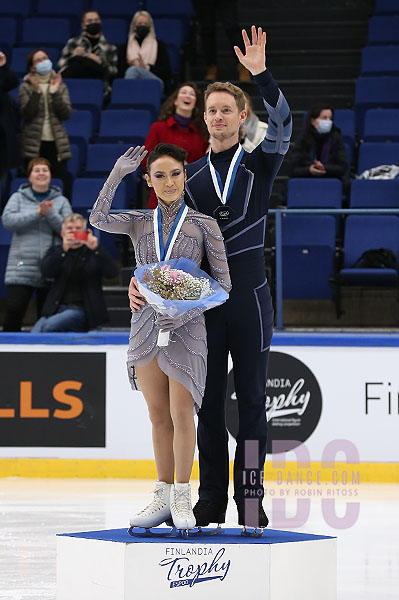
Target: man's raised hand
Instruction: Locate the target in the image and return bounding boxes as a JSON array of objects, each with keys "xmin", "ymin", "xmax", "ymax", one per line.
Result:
[{"xmin": 234, "ymin": 25, "xmax": 266, "ymax": 76}]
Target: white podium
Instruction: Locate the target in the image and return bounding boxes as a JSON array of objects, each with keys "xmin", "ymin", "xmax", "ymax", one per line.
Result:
[{"xmin": 56, "ymin": 527, "xmax": 336, "ymax": 599}]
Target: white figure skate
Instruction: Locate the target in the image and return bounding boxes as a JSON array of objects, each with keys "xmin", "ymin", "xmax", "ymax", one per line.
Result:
[
  {"xmin": 128, "ymin": 481, "xmax": 173, "ymax": 537},
  {"xmin": 170, "ymin": 482, "xmax": 196, "ymax": 535}
]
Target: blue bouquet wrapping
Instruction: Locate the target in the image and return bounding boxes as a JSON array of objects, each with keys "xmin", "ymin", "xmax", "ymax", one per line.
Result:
[{"xmin": 134, "ymin": 257, "xmax": 229, "ymax": 346}]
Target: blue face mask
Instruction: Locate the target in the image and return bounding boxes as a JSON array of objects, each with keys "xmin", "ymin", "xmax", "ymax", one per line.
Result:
[
  {"xmin": 316, "ymin": 119, "xmax": 333, "ymax": 134},
  {"xmin": 36, "ymin": 60, "xmax": 53, "ymax": 75}
]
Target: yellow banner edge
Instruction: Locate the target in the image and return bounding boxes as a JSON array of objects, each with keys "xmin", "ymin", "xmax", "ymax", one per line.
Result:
[{"xmin": 0, "ymin": 459, "xmax": 398, "ymax": 482}]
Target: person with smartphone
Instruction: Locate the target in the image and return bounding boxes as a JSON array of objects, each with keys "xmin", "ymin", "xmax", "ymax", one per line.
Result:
[{"xmin": 31, "ymin": 213, "xmax": 118, "ymax": 332}]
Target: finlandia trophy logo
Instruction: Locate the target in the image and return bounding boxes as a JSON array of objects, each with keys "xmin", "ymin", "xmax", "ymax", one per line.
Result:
[
  {"xmin": 226, "ymin": 351, "xmax": 323, "ymax": 452},
  {"xmin": 159, "ymin": 546, "xmax": 231, "ymax": 588}
]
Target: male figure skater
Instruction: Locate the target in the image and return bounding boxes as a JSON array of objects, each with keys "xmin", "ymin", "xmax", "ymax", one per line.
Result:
[{"xmin": 129, "ymin": 26, "xmax": 292, "ymax": 528}]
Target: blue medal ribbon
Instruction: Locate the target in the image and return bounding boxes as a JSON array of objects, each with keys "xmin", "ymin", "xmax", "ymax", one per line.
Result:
[
  {"xmin": 156, "ymin": 202, "xmax": 188, "ymax": 261},
  {"xmin": 207, "ymin": 145, "xmax": 244, "ymax": 205}
]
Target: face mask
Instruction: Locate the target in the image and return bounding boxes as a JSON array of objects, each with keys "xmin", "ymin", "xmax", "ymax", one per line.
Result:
[
  {"xmin": 316, "ymin": 119, "xmax": 333, "ymax": 134},
  {"xmin": 36, "ymin": 60, "xmax": 52, "ymax": 75},
  {"xmin": 135, "ymin": 25, "xmax": 150, "ymax": 40},
  {"xmin": 86, "ymin": 22, "xmax": 102, "ymax": 36}
]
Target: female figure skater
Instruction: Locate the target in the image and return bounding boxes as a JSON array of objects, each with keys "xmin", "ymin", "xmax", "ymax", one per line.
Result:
[{"xmin": 89, "ymin": 144, "xmax": 231, "ymax": 531}]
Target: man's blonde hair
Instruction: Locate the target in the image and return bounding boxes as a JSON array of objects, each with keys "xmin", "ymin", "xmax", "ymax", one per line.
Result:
[
  {"xmin": 62, "ymin": 213, "xmax": 87, "ymax": 229},
  {"xmin": 204, "ymin": 81, "xmax": 246, "ymax": 112}
]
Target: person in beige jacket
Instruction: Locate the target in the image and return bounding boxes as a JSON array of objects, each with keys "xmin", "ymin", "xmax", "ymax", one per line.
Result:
[{"xmin": 19, "ymin": 49, "xmax": 72, "ymax": 196}]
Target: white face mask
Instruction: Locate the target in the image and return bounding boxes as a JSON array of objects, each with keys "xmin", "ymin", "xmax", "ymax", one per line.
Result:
[{"xmin": 316, "ymin": 119, "xmax": 333, "ymax": 134}]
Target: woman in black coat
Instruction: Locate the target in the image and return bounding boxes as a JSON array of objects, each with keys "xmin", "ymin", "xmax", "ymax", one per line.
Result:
[{"xmin": 290, "ymin": 102, "xmax": 348, "ymax": 179}]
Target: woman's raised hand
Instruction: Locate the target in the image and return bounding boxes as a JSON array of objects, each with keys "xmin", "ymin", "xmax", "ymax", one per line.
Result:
[{"xmin": 112, "ymin": 146, "xmax": 148, "ymax": 180}]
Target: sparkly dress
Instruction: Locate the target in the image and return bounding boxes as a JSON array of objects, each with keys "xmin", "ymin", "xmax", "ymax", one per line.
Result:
[{"xmin": 90, "ymin": 179, "xmax": 231, "ymax": 411}]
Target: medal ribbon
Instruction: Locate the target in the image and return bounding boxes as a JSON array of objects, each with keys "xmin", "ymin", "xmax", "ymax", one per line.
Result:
[
  {"xmin": 154, "ymin": 202, "xmax": 188, "ymax": 261},
  {"xmin": 207, "ymin": 144, "xmax": 244, "ymax": 205}
]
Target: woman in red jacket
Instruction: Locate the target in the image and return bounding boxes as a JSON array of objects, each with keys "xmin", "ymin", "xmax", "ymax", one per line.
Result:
[{"xmin": 143, "ymin": 81, "xmax": 209, "ymax": 208}]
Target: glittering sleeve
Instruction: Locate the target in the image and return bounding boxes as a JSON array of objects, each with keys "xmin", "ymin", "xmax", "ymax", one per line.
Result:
[
  {"xmin": 201, "ymin": 217, "xmax": 232, "ymax": 293},
  {"xmin": 171, "ymin": 216, "xmax": 231, "ymax": 330},
  {"xmin": 89, "ymin": 178, "xmax": 143, "ymax": 235}
]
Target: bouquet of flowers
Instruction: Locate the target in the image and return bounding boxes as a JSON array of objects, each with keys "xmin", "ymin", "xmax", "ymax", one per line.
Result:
[{"xmin": 134, "ymin": 257, "xmax": 229, "ymax": 346}]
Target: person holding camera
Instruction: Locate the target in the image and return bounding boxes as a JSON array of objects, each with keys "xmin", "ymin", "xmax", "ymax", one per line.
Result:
[{"xmin": 31, "ymin": 213, "xmax": 118, "ymax": 332}]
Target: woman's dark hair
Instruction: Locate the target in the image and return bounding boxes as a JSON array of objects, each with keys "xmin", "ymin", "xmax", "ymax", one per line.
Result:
[
  {"xmin": 147, "ymin": 143, "xmax": 187, "ymax": 173},
  {"xmin": 26, "ymin": 48, "xmax": 46, "ymax": 71},
  {"xmin": 158, "ymin": 81, "xmax": 208, "ymax": 140},
  {"xmin": 302, "ymin": 102, "xmax": 335, "ymax": 146}
]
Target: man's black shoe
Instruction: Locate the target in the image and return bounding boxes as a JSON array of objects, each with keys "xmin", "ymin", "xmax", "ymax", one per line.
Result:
[
  {"xmin": 193, "ymin": 499, "xmax": 227, "ymax": 527},
  {"xmin": 237, "ymin": 501, "xmax": 269, "ymax": 528}
]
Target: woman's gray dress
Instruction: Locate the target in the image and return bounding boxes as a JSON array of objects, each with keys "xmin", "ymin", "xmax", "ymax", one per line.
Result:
[{"xmin": 90, "ymin": 180, "xmax": 231, "ymax": 411}]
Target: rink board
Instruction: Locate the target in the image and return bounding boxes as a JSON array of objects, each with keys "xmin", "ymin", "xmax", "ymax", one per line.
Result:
[{"xmin": 56, "ymin": 527, "xmax": 336, "ymax": 599}]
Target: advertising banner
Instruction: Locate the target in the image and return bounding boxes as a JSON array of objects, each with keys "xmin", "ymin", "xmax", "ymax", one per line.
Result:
[
  {"xmin": 0, "ymin": 352, "xmax": 106, "ymax": 447},
  {"xmin": 0, "ymin": 339, "xmax": 398, "ymax": 464}
]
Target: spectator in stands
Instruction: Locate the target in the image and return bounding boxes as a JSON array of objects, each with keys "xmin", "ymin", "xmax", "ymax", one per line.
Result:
[
  {"xmin": 1, "ymin": 158, "xmax": 72, "ymax": 332},
  {"xmin": 193, "ymin": 0, "xmax": 251, "ymax": 82},
  {"xmin": 117, "ymin": 11, "xmax": 171, "ymax": 92},
  {"xmin": 290, "ymin": 103, "xmax": 348, "ymax": 180},
  {"xmin": 143, "ymin": 82, "xmax": 209, "ymax": 208},
  {"xmin": 58, "ymin": 10, "xmax": 118, "ymax": 93},
  {"xmin": 240, "ymin": 91, "xmax": 268, "ymax": 152},
  {"xmin": 32, "ymin": 213, "xmax": 118, "ymax": 332},
  {"xmin": 19, "ymin": 49, "xmax": 72, "ymax": 197},
  {"xmin": 0, "ymin": 51, "xmax": 19, "ymax": 211}
]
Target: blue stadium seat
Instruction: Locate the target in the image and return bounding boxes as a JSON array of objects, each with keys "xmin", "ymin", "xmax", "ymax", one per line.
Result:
[
  {"xmin": 368, "ymin": 16, "xmax": 399, "ymax": 44},
  {"xmin": 361, "ymin": 46, "xmax": 399, "ymax": 76},
  {"xmin": 64, "ymin": 109, "xmax": 94, "ymax": 139},
  {"xmin": 0, "ymin": 0, "xmax": 31, "ymax": 17},
  {"xmin": 287, "ymin": 178, "xmax": 343, "ymax": 208},
  {"xmin": 9, "ymin": 178, "xmax": 63, "ymax": 195},
  {"xmin": 87, "ymin": 0, "xmax": 139, "ymax": 17},
  {"xmin": 86, "ymin": 144, "xmax": 130, "ymax": 175},
  {"xmin": 0, "ymin": 221, "xmax": 12, "ymax": 299},
  {"xmin": 36, "ymin": 0, "xmax": 87, "ymax": 16},
  {"xmin": 344, "ymin": 142, "xmax": 353, "ymax": 172},
  {"xmin": 350, "ymin": 179, "xmax": 399, "ymax": 208},
  {"xmin": 21, "ymin": 18, "xmax": 72, "ymax": 48},
  {"xmin": 65, "ymin": 109, "xmax": 94, "ymax": 165},
  {"xmin": 97, "ymin": 109, "xmax": 152, "ymax": 145},
  {"xmin": 62, "ymin": 78, "xmax": 104, "ymax": 129},
  {"xmin": 72, "ymin": 178, "xmax": 127, "ymax": 211},
  {"xmin": 164, "ymin": 43, "xmax": 181, "ymax": 72},
  {"xmin": 357, "ymin": 142, "xmax": 399, "ymax": 174},
  {"xmin": 339, "ymin": 215, "xmax": 399, "ymax": 284},
  {"xmin": 334, "ymin": 109, "xmax": 355, "ymax": 147},
  {"xmin": 154, "ymin": 18, "xmax": 185, "ymax": 48},
  {"xmin": 102, "ymin": 18, "xmax": 128, "ymax": 46},
  {"xmin": 68, "ymin": 142, "xmax": 83, "ymax": 178},
  {"xmin": 109, "ymin": 79, "xmax": 162, "ymax": 121},
  {"xmin": 85, "ymin": 143, "xmax": 138, "ymax": 202},
  {"xmin": 10, "ymin": 47, "xmax": 61, "ymax": 78},
  {"xmin": 0, "ymin": 17, "xmax": 17, "ymax": 46},
  {"xmin": 363, "ymin": 109, "xmax": 399, "ymax": 142},
  {"xmin": 374, "ymin": 0, "xmax": 399, "ymax": 15},
  {"xmin": 282, "ymin": 215, "xmax": 336, "ymax": 299},
  {"xmin": 147, "ymin": 0, "xmax": 194, "ymax": 22},
  {"xmin": 354, "ymin": 76, "xmax": 399, "ymax": 135},
  {"xmin": 35, "ymin": 0, "xmax": 87, "ymax": 36}
]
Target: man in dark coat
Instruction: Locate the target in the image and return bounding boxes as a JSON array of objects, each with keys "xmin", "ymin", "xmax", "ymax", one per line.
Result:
[{"xmin": 32, "ymin": 213, "xmax": 118, "ymax": 332}]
